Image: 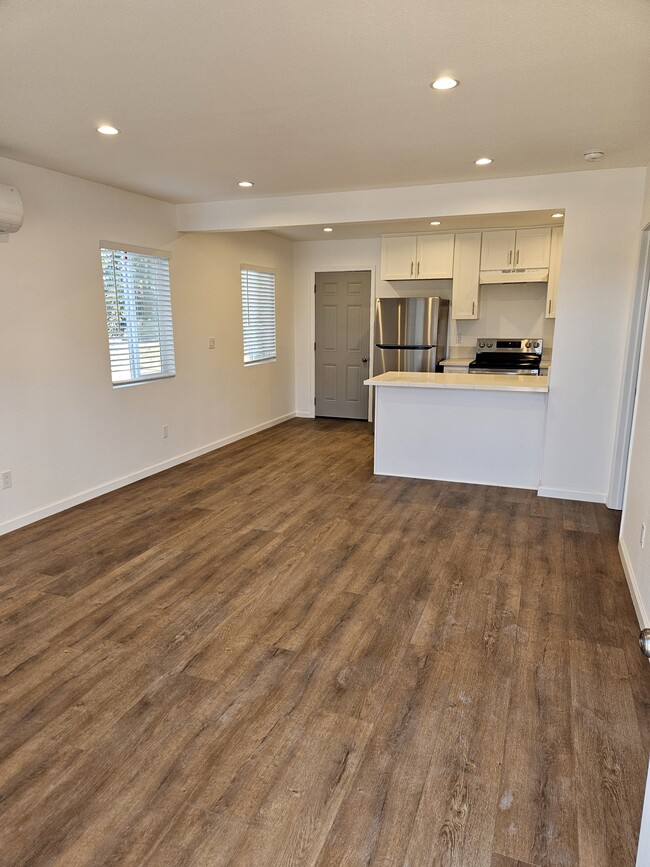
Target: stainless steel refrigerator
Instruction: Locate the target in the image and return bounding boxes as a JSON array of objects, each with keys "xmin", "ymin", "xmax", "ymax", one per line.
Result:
[{"xmin": 374, "ymin": 296, "xmax": 450, "ymax": 374}]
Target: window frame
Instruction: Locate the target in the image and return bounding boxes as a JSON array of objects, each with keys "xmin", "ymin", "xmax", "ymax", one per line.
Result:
[
  {"xmin": 99, "ymin": 241, "xmax": 176, "ymax": 387},
  {"xmin": 241, "ymin": 265, "xmax": 277, "ymax": 366}
]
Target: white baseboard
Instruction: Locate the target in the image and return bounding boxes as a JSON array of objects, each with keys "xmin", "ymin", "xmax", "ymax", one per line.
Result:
[
  {"xmin": 537, "ymin": 486, "xmax": 607, "ymax": 504},
  {"xmin": 0, "ymin": 412, "xmax": 297, "ymax": 536},
  {"xmin": 294, "ymin": 410, "xmax": 315, "ymax": 418},
  {"xmin": 619, "ymin": 537, "xmax": 649, "ymax": 629}
]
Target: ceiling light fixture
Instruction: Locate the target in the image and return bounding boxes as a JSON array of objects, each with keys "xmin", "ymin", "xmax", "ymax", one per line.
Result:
[
  {"xmin": 552, "ymin": 213, "xmax": 564, "ymax": 219},
  {"xmin": 584, "ymin": 151, "xmax": 604, "ymax": 162},
  {"xmin": 431, "ymin": 77, "xmax": 458, "ymax": 90},
  {"xmin": 430, "ymin": 221, "xmax": 441, "ymax": 226},
  {"xmin": 475, "ymin": 157, "xmax": 492, "ymax": 166},
  {"xmin": 238, "ymin": 181, "xmax": 254, "ymax": 187},
  {"xmin": 96, "ymin": 125, "xmax": 120, "ymax": 135},
  {"xmin": 323, "ymin": 227, "xmax": 333, "ymax": 232}
]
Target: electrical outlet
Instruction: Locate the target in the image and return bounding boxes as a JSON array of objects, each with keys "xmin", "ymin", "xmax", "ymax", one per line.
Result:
[
  {"xmin": 1, "ymin": 470, "xmax": 12, "ymax": 490},
  {"xmin": 641, "ymin": 523, "xmax": 647, "ymax": 549},
  {"xmin": 162, "ymin": 425, "xmax": 169, "ymax": 439},
  {"xmin": 208, "ymin": 337, "xmax": 216, "ymax": 350}
]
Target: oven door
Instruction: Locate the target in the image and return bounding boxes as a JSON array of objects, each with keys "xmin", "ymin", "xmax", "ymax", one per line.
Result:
[{"xmin": 468, "ymin": 367, "xmax": 540, "ymax": 375}]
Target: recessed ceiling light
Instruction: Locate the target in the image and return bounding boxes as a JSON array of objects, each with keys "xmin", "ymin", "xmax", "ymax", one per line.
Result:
[
  {"xmin": 584, "ymin": 151, "xmax": 604, "ymax": 162},
  {"xmin": 475, "ymin": 157, "xmax": 492, "ymax": 166},
  {"xmin": 96, "ymin": 125, "xmax": 119, "ymax": 135},
  {"xmin": 323, "ymin": 227, "xmax": 333, "ymax": 232},
  {"xmin": 431, "ymin": 77, "xmax": 459, "ymax": 90},
  {"xmin": 552, "ymin": 213, "xmax": 564, "ymax": 219},
  {"xmin": 430, "ymin": 221, "xmax": 441, "ymax": 226},
  {"xmin": 238, "ymin": 181, "xmax": 254, "ymax": 187}
]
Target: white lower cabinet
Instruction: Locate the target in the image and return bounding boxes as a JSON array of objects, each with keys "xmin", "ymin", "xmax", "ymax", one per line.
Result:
[{"xmin": 451, "ymin": 232, "xmax": 481, "ymax": 319}]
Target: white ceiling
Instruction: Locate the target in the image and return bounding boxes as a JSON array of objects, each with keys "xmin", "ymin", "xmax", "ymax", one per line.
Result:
[
  {"xmin": 1, "ymin": 0, "xmax": 649, "ymax": 205},
  {"xmin": 271, "ymin": 210, "xmax": 564, "ymax": 241}
]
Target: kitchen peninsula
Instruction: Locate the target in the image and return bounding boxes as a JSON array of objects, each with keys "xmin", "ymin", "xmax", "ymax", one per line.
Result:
[{"xmin": 365, "ymin": 372, "xmax": 549, "ymax": 490}]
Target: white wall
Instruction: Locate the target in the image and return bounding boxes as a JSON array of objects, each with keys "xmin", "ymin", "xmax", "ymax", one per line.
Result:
[
  {"xmin": 0, "ymin": 157, "xmax": 295, "ymax": 533},
  {"xmin": 620, "ymin": 276, "xmax": 650, "ymax": 624},
  {"xmin": 286, "ymin": 169, "xmax": 645, "ymax": 501}
]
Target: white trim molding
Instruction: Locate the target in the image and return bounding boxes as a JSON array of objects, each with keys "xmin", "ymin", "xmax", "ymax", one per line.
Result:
[
  {"xmin": 619, "ymin": 537, "xmax": 649, "ymax": 628},
  {"xmin": 0, "ymin": 412, "xmax": 296, "ymax": 536},
  {"xmin": 537, "ymin": 486, "xmax": 607, "ymax": 503}
]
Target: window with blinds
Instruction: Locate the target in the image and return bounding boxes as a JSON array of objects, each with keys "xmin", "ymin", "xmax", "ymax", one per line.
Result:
[
  {"xmin": 100, "ymin": 245, "xmax": 176, "ymax": 386},
  {"xmin": 241, "ymin": 267, "xmax": 276, "ymax": 365}
]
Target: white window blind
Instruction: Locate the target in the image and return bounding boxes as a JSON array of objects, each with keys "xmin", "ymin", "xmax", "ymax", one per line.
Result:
[
  {"xmin": 241, "ymin": 267, "xmax": 276, "ymax": 365},
  {"xmin": 100, "ymin": 246, "xmax": 176, "ymax": 385}
]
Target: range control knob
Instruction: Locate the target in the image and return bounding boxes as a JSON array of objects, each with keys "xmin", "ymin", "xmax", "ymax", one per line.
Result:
[
  {"xmin": 486, "ymin": 341, "xmax": 494, "ymax": 348},
  {"xmin": 478, "ymin": 341, "xmax": 485, "ymax": 348},
  {"xmin": 534, "ymin": 341, "xmax": 540, "ymax": 348},
  {"xmin": 525, "ymin": 341, "xmax": 532, "ymax": 348}
]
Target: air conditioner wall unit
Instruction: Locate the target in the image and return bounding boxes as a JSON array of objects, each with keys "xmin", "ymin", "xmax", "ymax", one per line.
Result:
[{"xmin": 0, "ymin": 184, "xmax": 24, "ymax": 234}]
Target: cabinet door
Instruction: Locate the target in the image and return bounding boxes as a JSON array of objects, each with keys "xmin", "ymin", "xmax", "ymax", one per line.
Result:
[
  {"xmin": 515, "ymin": 227, "xmax": 551, "ymax": 269},
  {"xmin": 452, "ymin": 232, "xmax": 481, "ymax": 319},
  {"xmin": 546, "ymin": 227, "xmax": 563, "ymax": 318},
  {"xmin": 480, "ymin": 230, "xmax": 516, "ymax": 271},
  {"xmin": 416, "ymin": 233, "xmax": 455, "ymax": 279},
  {"xmin": 381, "ymin": 236, "xmax": 418, "ymax": 280}
]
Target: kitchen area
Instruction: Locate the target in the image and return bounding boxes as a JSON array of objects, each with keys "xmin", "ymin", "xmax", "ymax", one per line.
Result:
[{"xmin": 364, "ymin": 212, "xmax": 563, "ymax": 490}]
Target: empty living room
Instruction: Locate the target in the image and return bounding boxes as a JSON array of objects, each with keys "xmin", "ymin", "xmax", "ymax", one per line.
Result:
[{"xmin": 2, "ymin": 0, "xmax": 650, "ymax": 865}]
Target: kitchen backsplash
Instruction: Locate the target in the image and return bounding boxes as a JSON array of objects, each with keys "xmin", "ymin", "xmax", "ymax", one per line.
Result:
[{"xmin": 453, "ymin": 282, "xmax": 554, "ymax": 350}]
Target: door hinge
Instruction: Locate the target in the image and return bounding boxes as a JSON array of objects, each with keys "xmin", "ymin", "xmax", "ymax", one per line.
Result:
[
  {"xmin": 314, "ymin": 341, "xmax": 316, "ymax": 351},
  {"xmin": 314, "ymin": 284, "xmax": 316, "ymax": 293}
]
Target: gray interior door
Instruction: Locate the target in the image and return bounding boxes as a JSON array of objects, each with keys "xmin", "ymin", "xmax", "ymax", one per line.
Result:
[{"xmin": 315, "ymin": 271, "xmax": 371, "ymax": 419}]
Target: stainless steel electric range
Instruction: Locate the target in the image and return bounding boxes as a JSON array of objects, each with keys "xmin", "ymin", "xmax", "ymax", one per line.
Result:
[{"xmin": 468, "ymin": 337, "xmax": 543, "ymax": 375}]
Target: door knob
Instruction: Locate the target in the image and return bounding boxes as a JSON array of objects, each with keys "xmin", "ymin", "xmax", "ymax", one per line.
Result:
[
  {"xmin": 640, "ymin": 629, "xmax": 650, "ymax": 658},
  {"xmin": 362, "ymin": 357, "xmax": 368, "ymax": 363}
]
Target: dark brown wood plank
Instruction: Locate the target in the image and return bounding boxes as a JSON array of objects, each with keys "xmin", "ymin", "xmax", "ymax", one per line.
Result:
[
  {"xmin": 492, "ymin": 607, "xmax": 578, "ymax": 866},
  {"xmin": 569, "ymin": 639, "xmax": 645, "ymax": 867},
  {"xmin": 0, "ymin": 418, "xmax": 646, "ymax": 866}
]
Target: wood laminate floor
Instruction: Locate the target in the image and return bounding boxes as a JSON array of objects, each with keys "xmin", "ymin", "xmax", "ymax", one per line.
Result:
[{"xmin": 0, "ymin": 418, "xmax": 648, "ymax": 866}]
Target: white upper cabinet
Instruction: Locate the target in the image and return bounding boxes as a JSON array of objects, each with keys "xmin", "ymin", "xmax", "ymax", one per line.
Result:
[
  {"xmin": 546, "ymin": 226, "xmax": 563, "ymax": 318},
  {"xmin": 515, "ymin": 227, "xmax": 552, "ymax": 269},
  {"xmin": 451, "ymin": 232, "xmax": 482, "ymax": 320},
  {"xmin": 480, "ymin": 227, "xmax": 552, "ymax": 275},
  {"xmin": 480, "ymin": 230, "xmax": 516, "ymax": 271},
  {"xmin": 381, "ymin": 234, "xmax": 454, "ymax": 281},
  {"xmin": 381, "ymin": 236, "xmax": 418, "ymax": 280},
  {"xmin": 416, "ymin": 234, "xmax": 455, "ymax": 279}
]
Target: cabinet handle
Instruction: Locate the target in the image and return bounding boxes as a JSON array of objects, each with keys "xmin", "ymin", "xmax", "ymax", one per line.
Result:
[
  {"xmin": 416, "ymin": 261, "xmax": 420, "ymax": 277},
  {"xmin": 472, "ymin": 300, "xmax": 475, "ymax": 315},
  {"xmin": 508, "ymin": 250, "xmax": 512, "ymax": 265},
  {"xmin": 410, "ymin": 261, "xmax": 414, "ymax": 277},
  {"xmin": 548, "ymin": 299, "xmax": 552, "ymax": 315},
  {"xmin": 515, "ymin": 249, "xmax": 520, "ymax": 265}
]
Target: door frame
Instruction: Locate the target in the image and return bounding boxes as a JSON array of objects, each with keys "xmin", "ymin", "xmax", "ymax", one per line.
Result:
[
  {"xmin": 309, "ymin": 266, "xmax": 376, "ymax": 421},
  {"xmin": 608, "ymin": 229, "xmax": 650, "ymax": 509}
]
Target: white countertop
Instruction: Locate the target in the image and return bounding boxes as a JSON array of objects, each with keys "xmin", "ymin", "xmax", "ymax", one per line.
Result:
[
  {"xmin": 440, "ymin": 357, "xmax": 474, "ymax": 366},
  {"xmin": 365, "ymin": 371, "xmax": 549, "ymax": 393}
]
